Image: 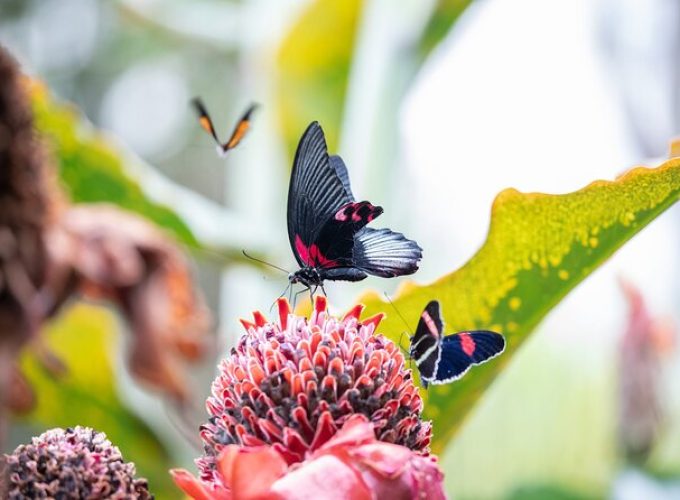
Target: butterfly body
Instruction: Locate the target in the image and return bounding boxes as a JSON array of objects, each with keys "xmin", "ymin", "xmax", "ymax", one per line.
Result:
[
  {"xmin": 410, "ymin": 300, "xmax": 505, "ymax": 387},
  {"xmin": 286, "ymin": 122, "xmax": 422, "ymax": 292}
]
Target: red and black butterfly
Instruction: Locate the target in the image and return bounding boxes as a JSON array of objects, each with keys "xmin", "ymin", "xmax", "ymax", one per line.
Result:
[
  {"xmin": 411, "ymin": 300, "xmax": 505, "ymax": 387},
  {"xmin": 191, "ymin": 98, "xmax": 258, "ymax": 156},
  {"xmin": 287, "ymin": 122, "xmax": 422, "ymax": 294}
]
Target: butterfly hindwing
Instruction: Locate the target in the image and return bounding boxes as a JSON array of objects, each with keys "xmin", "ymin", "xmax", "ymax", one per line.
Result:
[{"xmin": 353, "ymin": 228, "xmax": 423, "ymax": 278}]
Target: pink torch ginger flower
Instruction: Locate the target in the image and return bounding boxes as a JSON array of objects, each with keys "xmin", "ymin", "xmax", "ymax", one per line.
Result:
[
  {"xmin": 172, "ymin": 414, "xmax": 445, "ymax": 499},
  {"xmin": 194, "ymin": 296, "xmax": 433, "ymax": 493}
]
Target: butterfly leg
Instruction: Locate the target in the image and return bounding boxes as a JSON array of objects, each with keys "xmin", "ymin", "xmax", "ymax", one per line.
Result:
[
  {"xmin": 292, "ymin": 287, "xmax": 307, "ymax": 309},
  {"xmin": 320, "ymin": 284, "xmax": 328, "ymax": 297},
  {"xmin": 270, "ymin": 283, "xmax": 292, "ymax": 312}
]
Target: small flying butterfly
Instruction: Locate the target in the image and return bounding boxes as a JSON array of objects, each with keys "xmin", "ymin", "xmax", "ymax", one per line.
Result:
[
  {"xmin": 410, "ymin": 300, "xmax": 505, "ymax": 387},
  {"xmin": 287, "ymin": 122, "xmax": 422, "ymax": 295},
  {"xmin": 191, "ymin": 98, "xmax": 258, "ymax": 156}
]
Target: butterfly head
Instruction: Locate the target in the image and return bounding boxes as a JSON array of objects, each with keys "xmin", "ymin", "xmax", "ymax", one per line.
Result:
[{"xmin": 288, "ymin": 267, "xmax": 323, "ymax": 288}]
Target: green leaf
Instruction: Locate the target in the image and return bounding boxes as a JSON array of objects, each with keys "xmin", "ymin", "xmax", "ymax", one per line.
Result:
[
  {"xmin": 276, "ymin": 0, "xmax": 363, "ymax": 159},
  {"xmin": 16, "ymin": 304, "xmax": 180, "ymax": 499},
  {"xmin": 29, "ymin": 81, "xmax": 198, "ymax": 248},
  {"xmin": 418, "ymin": 0, "xmax": 474, "ymax": 59},
  {"xmin": 358, "ymin": 159, "xmax": 680, "ymax": 452}
]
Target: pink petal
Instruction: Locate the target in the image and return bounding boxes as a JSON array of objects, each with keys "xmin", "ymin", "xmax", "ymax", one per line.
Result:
[
  {"xmin": 361, "ymin": 313, "xmax": 385, "ymax": 330},
  {"xmin": 220, "ymin": 446, "xmax": 287, "ymax": 499},
  {"xmin": 317, "ymin": 414, "xmax": 374, "ymax": 453},
  {"xmin": 343, "ymin": 304, "xmax": 364, "ymax": 321},
  {"xmin": 277, "ymin": 298, "xmax": 292, "ymax": 330},
  {"xmin": 352, "ymin": 442, "xmax": 412, "ymax": 477},
  {"xmin": 170, "ymin": 468, "xmax": 229, "ymax": 500},
  {"xmin": 271, "ymin": 454, "xmax": 372, "ymax": 500},
  {"xmin": 309, "ymin": 411, "xmax": 338, "ymax": 450}
]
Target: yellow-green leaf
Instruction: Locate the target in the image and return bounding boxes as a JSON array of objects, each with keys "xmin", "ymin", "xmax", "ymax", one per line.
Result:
[
  {"xmin": 359, "ymin": 159, "xmax": 680, "ymax": 452},
  {"xmin": 29, "ymin": 81, "xmax": 198, "ymax": 248},
  {"xmin": 276, "ymin": 0, "xmax": 363, "ymax": 159},
  {"xmin": 418, "ymin": 0, "xmax": 474, "ymax": 59},
  {"xmin": 16, "ymin": 304, "xmax": 180, "ymax": 499}
]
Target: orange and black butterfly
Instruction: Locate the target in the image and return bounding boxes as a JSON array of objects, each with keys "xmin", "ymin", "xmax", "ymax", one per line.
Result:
[{"xmin": 191, "ymin": 98, "xmax": 258, "ymax": 156}]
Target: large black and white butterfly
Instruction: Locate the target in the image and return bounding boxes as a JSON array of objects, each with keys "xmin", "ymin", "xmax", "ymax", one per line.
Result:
[
  {"xmin": 191, "ymin": 98, "xmax": 258, "ymax": 156},
  {"xmin": 410, "ymin": 300, "xmax": 505, "ymax": 387},
  {"xmin": 287, "ymin": 122, "xmax": 422, "ymax": 293}
]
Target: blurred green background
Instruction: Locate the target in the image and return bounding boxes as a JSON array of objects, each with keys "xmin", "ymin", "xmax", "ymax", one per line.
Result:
[{"xmin": 2, "ymin": 0, "xmax": 680, "ymax": 498}]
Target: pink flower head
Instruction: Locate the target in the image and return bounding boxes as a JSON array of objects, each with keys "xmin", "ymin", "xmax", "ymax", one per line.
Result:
[
  {"xmin": 2, "ymin": 426, "xmax": 152, "ymax": 499},
  {"xmin": 197, "ymin": 296, "xmax": 431, "ymax": 488},
  {"xmin": 172, "ymin": 415, "xmax": 445, "ymax": 500}
]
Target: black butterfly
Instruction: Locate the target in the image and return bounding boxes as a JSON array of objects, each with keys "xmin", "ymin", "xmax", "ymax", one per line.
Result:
[
  {"xmin": 410, "ymin": 300, "xmax": 505, "ymax": 387},
  {"xmin": 191, "ymin": 98, "xmax": 258, "ymax": 156},
  {"xmin": 287, "ymin": 122, "xmax": 422, "ymax": 294}
]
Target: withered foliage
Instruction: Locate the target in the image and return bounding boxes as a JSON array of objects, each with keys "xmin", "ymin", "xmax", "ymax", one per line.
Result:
[{"xmin": 0, "ymin": 45, "xmax": 212, "ymax": 431}]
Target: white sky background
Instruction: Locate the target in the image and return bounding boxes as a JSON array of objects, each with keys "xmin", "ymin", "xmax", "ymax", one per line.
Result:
[
  {"xmin": 400, "ymin": 0, "xmax": 680, "ymax": 495},
  {"xmin": 402, "ymin": 0, "xmax": 679, "ymax": 351}
]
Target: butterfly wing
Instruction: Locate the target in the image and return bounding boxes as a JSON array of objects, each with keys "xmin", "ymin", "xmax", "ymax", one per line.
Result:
[
  {"xmin": 427, "ymin": 330, "xmax": 505, "ymax": 385},
  {"xmin": 191, "ymin": 97, "xmax": 220, "ymax": 144},
  {"xmin": 353, "ymin": 227, "xmax": 422, "ymax": 278},
  {"xmin": 411, "ymin": 300, "xmax": 444, "ymax": 381},
  {"xmin": 287, "ymin": 122, "xmax": 355, "ymax": 268},
  {"xmin": 223, "ymin": 103, "xmax": 258, "ymax": 151},
  {"xmin": 287, "ymin": 122, "xmax": 421, "ymax": 279},
  {"xmin": 329, "ymin": 155, "xmax": 353, "ymax": 199}
]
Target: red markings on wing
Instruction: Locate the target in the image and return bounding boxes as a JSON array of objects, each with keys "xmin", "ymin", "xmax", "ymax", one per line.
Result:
[
  {"xmin": 294, "ymin": 234, "xmax": 337, "ymax": 267},
  {"xmin": 458, "ymin": 333, "xmax": 476, "ymax": 356},
  {"xmin": 421, "ymin": 311, "xmax": 439, "ymax": 337},
  {"xmin": 334, "ymin": 201, "xmax": 382, "ymax": 223}
]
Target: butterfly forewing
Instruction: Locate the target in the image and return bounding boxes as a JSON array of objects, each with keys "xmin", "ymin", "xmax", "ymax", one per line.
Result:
[
  {"xmin": 191, "ymin": 98, "xmax": 220, "ymax": 143},
  {"xmin": 224, "ymin": 103, "xmax": 258, "ymax": 151},
  {"xmin": 428, "ymin": 331, "xmax": 505, "ymax": 385},
  {"xmin": 287, "ymin": 122, "xmax": 355, "ymax": 268},
  {"xmin": 329, "ymin": 155, "xmax": 354, "ymax": 199},
  {"xmin": 411, "ymin": 300, "xmax": 444, "ymax": 380}
]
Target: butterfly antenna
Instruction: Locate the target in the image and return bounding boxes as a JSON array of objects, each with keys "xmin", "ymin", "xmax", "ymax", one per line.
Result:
[
  {"xmin": 383, "ymin": 292, "xmax": 413, "ymax": 334},
  {"xmin": 242, "ymin": 250, "xmax": 290, "ymax": 274},
  {"xmin": 384, "ymin": 292, "xmax": 412, "ymax": 357},
  {"xmin": 162, "ymin": 399, "xmax": 202, "ymax": 451}
]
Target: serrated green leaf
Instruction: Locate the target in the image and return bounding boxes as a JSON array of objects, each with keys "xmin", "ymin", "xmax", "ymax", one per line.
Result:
[
  {"xmin": 28, "ymin": 81, "xmax": 198, "ymax": 248},
  {"xmin": 276, "ymin": 0, "xmax": 363, "ymax": 159},
  {"xmin": 16, "ymin": 304, "xmax": 180, "ymax": 499},
  {"xmin": 358, "ymin": 159, "xmax": 680, "ymax": 452}
]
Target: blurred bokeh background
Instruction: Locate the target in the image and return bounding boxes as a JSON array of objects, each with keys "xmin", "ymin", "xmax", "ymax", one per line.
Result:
[{"xmin": 1, "ymin": 0, "xmax": 679, "ymax": 498}]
